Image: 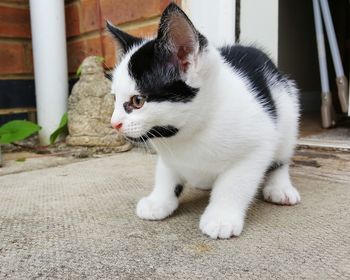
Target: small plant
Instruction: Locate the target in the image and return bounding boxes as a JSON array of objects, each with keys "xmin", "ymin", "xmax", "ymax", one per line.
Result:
[
  {"xmin": 0, "ymin": 120, "xmax": 41, "ymax": 145},
  {"xmin": 0, "ymin": 120, "xmax": 41, "ymax": 167},
  {"xmin": 49, "ymin": 113, "xmax": 68, "ymax": 144}
]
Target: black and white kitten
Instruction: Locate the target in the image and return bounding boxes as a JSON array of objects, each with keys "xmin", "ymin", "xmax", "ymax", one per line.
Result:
[{"xmin": 107, "ymin": 3, "xmax": 300, "ymax": 239}]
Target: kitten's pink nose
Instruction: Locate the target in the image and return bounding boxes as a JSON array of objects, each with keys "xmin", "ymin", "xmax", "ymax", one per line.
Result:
[{"xmin": 112, "ymin": 122, "xmax": 123, "ymax": 130}]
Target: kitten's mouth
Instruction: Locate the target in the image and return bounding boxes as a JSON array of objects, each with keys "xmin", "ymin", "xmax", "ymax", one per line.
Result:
[{"xmin": 126, "ymin": 125, "xmax": 179, "ymax": 143}]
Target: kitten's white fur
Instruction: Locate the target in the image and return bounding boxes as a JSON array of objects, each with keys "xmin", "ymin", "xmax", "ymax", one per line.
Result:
[{"xmin": 111, "ymin": 41, "xmax": 300, "ymax": 239}]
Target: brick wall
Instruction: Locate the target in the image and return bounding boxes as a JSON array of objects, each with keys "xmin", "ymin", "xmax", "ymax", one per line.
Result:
[
  {"xmin": 66, "ymin": 0, "xmax": 180, "ymax": 74},
  {"xmin": 0, "ymin": 0, "xmax": 180, "ymax": 122},
  {"xmin": 0, "ymin": 0, "xmax": 181, "ymax": 78},
  {"xmin": 0, "ymin": 0, "xmax": 32, "ymax": 78}
]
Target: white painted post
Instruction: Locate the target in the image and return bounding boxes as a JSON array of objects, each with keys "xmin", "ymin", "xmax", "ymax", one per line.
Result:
[
  {"xmin": 182, "ymin": 0, "xmax": 236, "ymax": 47},
  {"xmin": 29, "ymin": 0, "xmax": 68, "ymax": 145},
  {"xmin": 240, "ymin": 0, "xmax": 279, "ymax": 64}
]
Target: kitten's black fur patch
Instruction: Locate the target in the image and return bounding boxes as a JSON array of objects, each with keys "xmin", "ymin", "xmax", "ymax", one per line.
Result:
[
  {"xmin": 266, "ymin": 161, "xmax": 284, "ymax": 174},
  {"xmin": 123, "ymin": 101, "xmax": 132, "ymax": 114},
  {"xmin": 219, "ymin": 46, "xmax": 280, "ymax": 118},
  {"xmin": 174, "ymin": 184, "xmax": 183, "ymax": 197},
  {"xmin": 127, "ymin": 125, "xmax": 179, "ymax": 142},
  {"xmin": 128, "ymin": 41, "xmax": 199, "ymax": 103}
]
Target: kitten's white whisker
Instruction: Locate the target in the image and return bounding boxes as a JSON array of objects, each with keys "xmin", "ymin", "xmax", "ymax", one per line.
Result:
[
  {"xmin": 102, "ymin": 62, "xmax": 113, "ymax": 73},
  {"xmin": 147, "ymin": 132, "xmax": 174, "ymax": 158}
]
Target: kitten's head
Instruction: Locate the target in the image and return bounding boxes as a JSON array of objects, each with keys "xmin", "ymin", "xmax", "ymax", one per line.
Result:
[{"xmin": 107, "ymin": 3, "xmax": 208, "ymax": 143}]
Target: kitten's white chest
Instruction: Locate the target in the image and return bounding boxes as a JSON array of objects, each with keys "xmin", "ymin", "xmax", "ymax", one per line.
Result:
[
  {"xmin": 177, "ymin": 166, "xmax": 216, "ymax": 190},
  {"xmin": 160, "ymin": 144, "xmax": 222, "ymax": 190}
]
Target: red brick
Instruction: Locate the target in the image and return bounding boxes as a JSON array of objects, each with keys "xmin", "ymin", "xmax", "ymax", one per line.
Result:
[
  {"xmin": 0, "ymin": 42, "xmax": 32, "ymax": 74},
  {"xmin": 23, "ymin": 42, "xmax": 33, "ymax": 73},
  {"xmin": 160, "ymin": 0, "xmax": 181, "ymax": 11},
  {"xmin": 67, "ymin": 36, "xmax": 103, "ymax": 73},
  {"xmin": 65, "ymin": 2, "xmax": 81, "ymax": 38},
  {"xmin": 0, "ymin": 6, "xmax": 31, "ymax": 38},
  {"xmin": 0, "ymin": 0, "xmax": 29, "ymax": 7},
  {"xmin": 81, "ymin": 0, "xmax": 100, "ymax": 33},
  {"xmin": 100, "ymin": 0, "xmax": 161, "ymax": 25},
  {"xmin": 102, "ymin": 34, "xmax": 116, "ymax": 68}
]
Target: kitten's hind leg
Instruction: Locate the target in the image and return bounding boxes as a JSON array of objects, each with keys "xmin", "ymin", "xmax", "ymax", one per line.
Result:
[
  {"xmin": 136, "ymin": 157, "xmax": 182, "ymax": 220},
  {"xmin": 263, "ymin": 163, "xmax": 300, "ymax": 205}
]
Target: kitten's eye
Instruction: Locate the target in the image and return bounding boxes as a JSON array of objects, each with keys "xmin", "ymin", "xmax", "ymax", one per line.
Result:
[{"xmin": 130, "ymin": 95, "xmax": 145, "ymax": 109}]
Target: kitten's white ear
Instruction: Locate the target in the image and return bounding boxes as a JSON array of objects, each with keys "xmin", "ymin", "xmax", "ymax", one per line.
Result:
[
  {"xmin": 157, "ymin": 3, "xmax": 206, "ymax": 72},
  {"xmin": 106, "ymin": 21, "xmax": 142, "ymax": 57}
]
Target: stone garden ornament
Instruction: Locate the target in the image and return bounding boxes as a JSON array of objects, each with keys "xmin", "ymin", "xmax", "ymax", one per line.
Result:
[{"xmin": 66, "ymin": 56, "xmax": 132, "ymax": 152}]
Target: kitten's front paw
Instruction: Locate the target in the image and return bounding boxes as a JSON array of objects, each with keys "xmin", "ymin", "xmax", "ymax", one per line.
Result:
[
  {"xmin": 263, "ymin": 184, "xmax": 301, "ymax": 205},
  {"xmin": 136, "ymin": 196, "xmax": 178, "ymax": 220},
  {"xmin": 199, "ymin": 207, "xmax": 244, "ymax": 239}
]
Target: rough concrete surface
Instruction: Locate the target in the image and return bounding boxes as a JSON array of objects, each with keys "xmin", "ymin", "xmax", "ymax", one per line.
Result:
[{"xmin": 0, "ymin": 150, "xmax": 349, "ymax": 279}]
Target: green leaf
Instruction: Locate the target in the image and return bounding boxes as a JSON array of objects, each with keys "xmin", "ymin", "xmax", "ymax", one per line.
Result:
[
  {"xmin": 0, "ymin": 127, "xmax": 7, "ymax": 136},
  {"xmin": 49, "ymin": 113, "xmax": 68, "ymax": 145},
  {"xmin": 95, "ymin": 56, "xmax": 105, "ymax": 63},
  {"xmin": 16, "ymin": 158, "xmax": 26, "ymax": 162},
  {"xmin": 0, "ymin": 120, "xmax": 41, "ymax": 144},
  {"xmin": 76, "ymin": 64, "xmax": 82, "ymax": 77}
]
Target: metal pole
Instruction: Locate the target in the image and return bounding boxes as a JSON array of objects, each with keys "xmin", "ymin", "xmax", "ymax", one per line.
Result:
[
  {"xmin": 312, "ymin": 0, "xmax": 335, "ymax": 128},
  {"xmin": 319, "ymin": 0, "xmax": 349, "ymax": 113}
]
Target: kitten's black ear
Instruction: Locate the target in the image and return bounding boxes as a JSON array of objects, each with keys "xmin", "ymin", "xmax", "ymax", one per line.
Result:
[
  {"xmin": 157, "ymin": 3, "xmax": 207, "ymax": 72},
  {"xmin": 106, "ymin": 21, "xmax": 142, "ymax": 56}
]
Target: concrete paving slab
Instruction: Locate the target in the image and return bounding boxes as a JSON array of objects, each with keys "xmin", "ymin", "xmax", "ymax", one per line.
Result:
[{"xmin": 0, "ymin": 150, "xmax": 349, "ymax": 279}]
